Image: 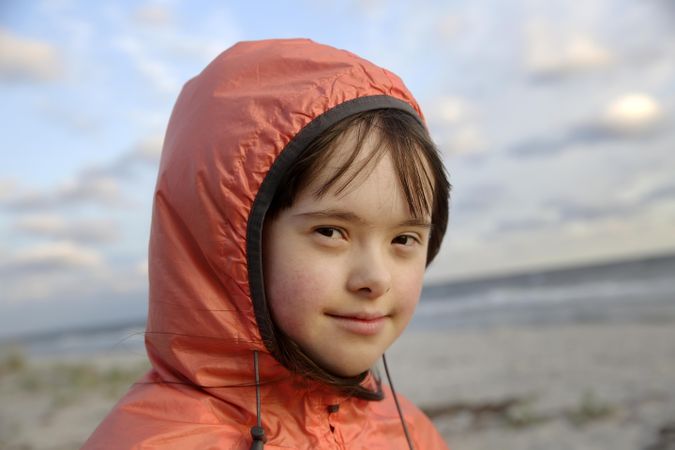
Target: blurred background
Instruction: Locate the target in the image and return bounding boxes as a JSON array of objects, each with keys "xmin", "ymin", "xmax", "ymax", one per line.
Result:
[{"xmin": 1, "ymin": 0, "xmax": 674, "ymax": 449}]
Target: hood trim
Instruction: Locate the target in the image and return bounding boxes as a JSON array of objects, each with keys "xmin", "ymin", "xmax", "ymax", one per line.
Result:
[{"xmin": 246, "ymin": 94, "xmax": 422, "ymax": 353}]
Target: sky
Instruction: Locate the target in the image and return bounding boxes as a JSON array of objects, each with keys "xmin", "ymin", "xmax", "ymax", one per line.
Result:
[{"xmin": 1, "ymin": 0, "xmax": 674, "ymax": 337}]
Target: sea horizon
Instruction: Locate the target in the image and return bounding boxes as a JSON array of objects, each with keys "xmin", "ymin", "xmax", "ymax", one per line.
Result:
[{"xmin": 4, "ymin": 250, "xmax": 675, "ymax": 356}]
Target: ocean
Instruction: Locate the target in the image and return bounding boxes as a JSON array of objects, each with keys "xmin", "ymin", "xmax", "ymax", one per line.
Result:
[
  {"xmin": 4, "ymin": 252, "xmax": 675, "ymax": 356},
  {"xmin": 412, "ymin": 251, "xmax": 675, "ymax": 330}
]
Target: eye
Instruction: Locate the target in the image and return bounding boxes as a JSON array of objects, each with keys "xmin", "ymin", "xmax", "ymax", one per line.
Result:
[
  {"xmin": 392, "ymin": 234, "xmax": 419, "ymax": 246},
  {"xmin": 314, "ymin": 227, "xmax": 345, "ymax": 240}
]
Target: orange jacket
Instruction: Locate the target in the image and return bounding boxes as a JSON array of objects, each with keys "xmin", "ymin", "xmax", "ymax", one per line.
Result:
[{"xmin": 83, "ymin": 38, "xmax": 449, "ymax": 450}]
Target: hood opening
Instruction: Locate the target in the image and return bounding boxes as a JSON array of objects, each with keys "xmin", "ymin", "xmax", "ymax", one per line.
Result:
[{"xmin": 246, "ymin": 95, "xmax": 421, "ymax": 383}]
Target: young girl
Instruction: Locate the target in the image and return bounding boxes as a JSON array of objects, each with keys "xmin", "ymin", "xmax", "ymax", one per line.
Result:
[{"xmin": 83, "ymin": 38, "xmax": 450, "ymax": 450}]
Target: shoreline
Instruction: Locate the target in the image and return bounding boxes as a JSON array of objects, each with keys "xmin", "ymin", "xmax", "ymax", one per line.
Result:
[{"xmin": 2, "ymin": 319, "xmax": 675, "ymax": 449}]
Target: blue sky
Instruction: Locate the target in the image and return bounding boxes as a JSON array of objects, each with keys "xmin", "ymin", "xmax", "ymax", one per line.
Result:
[{"xmin": 1, "ymin": 0, "xmax": 674, "ymax": 336}]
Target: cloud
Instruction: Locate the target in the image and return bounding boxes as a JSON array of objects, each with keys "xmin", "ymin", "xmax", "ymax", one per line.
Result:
[
  {"xmin": 350, "ymin": 0, "xmax": 388, "ymax": 19},
  {"xmin": 135, "ymin": 259, "xmax": 148, "ymax": 277},
  {"xmin": 602, "ymin": 94, "xmax": 664, "ymax": 134},
  {"xmin": 524, "ymin": 20, "xmax": 613, "ymax": 82},
  {"xmin": 2, "ymin": 176, "xmax": 124, "ymax": 212},
  {"xmin": 452, "ymin": 183, "xmax": 506, "ymax": 216},
  {"xmin": 0, "ymin": 241, "xmax": 103, "ymax": 275},
  {"xmin": 641, "ymin": 183, "xmax": 675, "ymax": 204},
  {"xmin": 62, "ymin": 176, "xmax": 123, "ymax": 203},
  {"xmin": 82, "ymin": 135, "xmax": 163, "ymax": 179},
  {"xmin": 12, "ymin": 214, "xmax": 120, "ymax": 244},
  {"xmin": 620, "ymin": 172, "xmax": 675, "ymax": 206},
  {"xmin": 0, "ymin": 28, "xmax": 64, "ymax": 82},
  {"xmin": 113, "ymin": 5, "xmax": 239, "ymax": 92},
  {"xmin": 1, "ymin": 135, "xmax": 161, "ymax": 211},
  {"xmin": 133, "ymin": 4, "xmax": 173, "ymax": 26},
  {"xmin": 134, "ymin": 4, "xmax": 239, "ymax": 64},
  {"xmin": 113, "ymin": 35, "xmax": 179, "ymax": 94},
  {"xmin": 426, "ymin": 97, "xmax": 487, "ymax": 158},
  {"xmin": 434, "ymin": 14, "xmax": 463, "ymax": 40},
  {"xmin": 508, "ymin": 135, "xmax": 566, "ymax": 158},
  {"xmin": 442, "ymin": 126, "xmax": 488, "ymax": 157},
  {"xmin": 0, "ymin": 179, "xmax": 16, "ymax": 201},
  {"xmin": 160, "ymin": 37, "xmax": 231, "ymax": 64},
  {"xmin": 487, "ymin": 179, "xmax": 675, "ymax": 237},
  {"xmin": 489, "ymin": 216, "xmax": 557, "ymax": 235},
  {"xmin": 36, "ymin": 100, "xmax": 101, "ymax": 134},
  {"xmin": 509, "ymin": 93, "xmax": 667, "ymax": 158},
  {"xmin": 0, "ymin": 242, "xmax": 148, "ymax": 324},
  {"xmin": 547, "ymin": 199, "xmax": 634, "ymax": 223},
  {"xmin": 0, "ymin": 280, "xmax": 148, "ymax": 337},
  {"xmin": 428, "ymin": 96, "xmax": 469, "ymax": 125},
  {"xmin": 131, "ymin": 135, "xmax": 164, "ymax": 163}
]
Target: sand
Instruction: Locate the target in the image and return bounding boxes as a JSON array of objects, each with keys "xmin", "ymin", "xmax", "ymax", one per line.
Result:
[
  {"xmin": 1, "ymin": 321, "xmax": 675, "ymax": 449},
  {"xmin": 388, "ymin": 322, "xmax": 675, "ymax": 450}
]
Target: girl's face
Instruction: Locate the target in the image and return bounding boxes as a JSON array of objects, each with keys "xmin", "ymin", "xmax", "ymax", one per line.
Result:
[{"xmin": 263, "ymin": 132, "xmax": 431, "ymax": 376}]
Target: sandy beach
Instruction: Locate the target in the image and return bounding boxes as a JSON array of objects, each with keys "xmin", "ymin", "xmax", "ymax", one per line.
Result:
[
  {"xmin": 388, "ymin": 321, "xmax": 675, "ymax": 450},
  {"xmin": 1, "ymin": 320, "xmax": 675, "ymax": 449}
]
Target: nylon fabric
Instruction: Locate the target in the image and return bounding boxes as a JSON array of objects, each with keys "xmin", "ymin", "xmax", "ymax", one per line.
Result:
[{"xmin": 83, "ymin": 38, "xmax": 448, "ymax": 450}]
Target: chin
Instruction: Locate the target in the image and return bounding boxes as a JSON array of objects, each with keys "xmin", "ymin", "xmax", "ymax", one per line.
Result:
[
  {"xmin": 325, "ymin": 359, "xmax": 377, "ymax": 378},
  {"xmin": 304, "ymin": 346, "xmax": 382, "ymax": 378},
  {"xmin": 333, "ymin": 367, "xmax": 368, "ymax": 378}
]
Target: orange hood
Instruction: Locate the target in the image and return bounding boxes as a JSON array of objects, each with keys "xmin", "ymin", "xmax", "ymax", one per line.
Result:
[
  {"xmin": 146, "ymin": 37, "xmax": 424, "ymax": 389},
  {"xmin": 83, "ymin": 38, "xmax": 448, "ymax": 450}
]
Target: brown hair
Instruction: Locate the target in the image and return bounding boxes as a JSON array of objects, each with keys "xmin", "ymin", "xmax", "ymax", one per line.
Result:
[{"xmin": 264, "ymin": 108, "xmax": 450, "ymax": 399}]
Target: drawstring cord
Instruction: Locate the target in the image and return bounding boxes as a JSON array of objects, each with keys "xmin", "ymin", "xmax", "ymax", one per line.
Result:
[
  {"xmin": 249, "ymin": 351, "xmax": 267, "ymax": 450},
  {"xmin": 383, "ymin": 353, "xmax": 415, "ymax": 450},
  {"xmin": 248, "ymin": 351, "xmax": 412, "ymax": 449}
]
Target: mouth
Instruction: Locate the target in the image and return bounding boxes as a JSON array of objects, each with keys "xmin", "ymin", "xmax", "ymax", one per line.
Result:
[{"xmin": 325, "ymin": 312, "xmax": 389, "ymax": 336}]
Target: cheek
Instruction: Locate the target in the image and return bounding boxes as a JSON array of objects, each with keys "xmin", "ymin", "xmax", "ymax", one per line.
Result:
[
  {"xmin": 266, "ymin": 263, "xmax": 330, "ymax": 330},
  {"xmin": 395, "ymin": 265, "xmax": 425, "ymax": 316}
]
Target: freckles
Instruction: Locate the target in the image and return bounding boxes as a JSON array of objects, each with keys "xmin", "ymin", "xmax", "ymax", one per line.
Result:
[
  {"xmin": 283, "ymin": 268, "xmax": 324, "ymax": 299},
  {"xmin": 270, "ymin": 267, "xmax": 333, "ymax": 347},
  {"xmin": 269, "ymin": 266, "xmax": 326, "ymax": 321}
]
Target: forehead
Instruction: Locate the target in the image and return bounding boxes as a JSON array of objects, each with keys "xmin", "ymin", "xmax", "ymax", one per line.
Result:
[
  {"xmin": 294, "ymin": 152, "xmax": 412, "ymax": 223},
  {"xmin": 302, "ymin": 126, "xmax": 434, "ymax": 218},
  {"xmin": 309, "ymin": 129, "xmax": 384, "ymax": 190}
]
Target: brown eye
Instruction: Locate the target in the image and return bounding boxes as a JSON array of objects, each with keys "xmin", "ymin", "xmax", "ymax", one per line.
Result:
[
  {"xmin": 392, "ymin": 235, "xmax": 417, "ymax": 246},
  {"xmin": 315, "ymin": 227, "xmax": 343, "ymax": 239}
]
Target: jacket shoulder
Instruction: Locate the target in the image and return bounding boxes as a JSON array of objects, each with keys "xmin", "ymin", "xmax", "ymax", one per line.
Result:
[
  {"xmin": 376, "ymin": 386, "xmax": 450, "ymax": 450},
  {"xmin": 82, "ymin": 382, "xmax": 249, "ymax": 450}
]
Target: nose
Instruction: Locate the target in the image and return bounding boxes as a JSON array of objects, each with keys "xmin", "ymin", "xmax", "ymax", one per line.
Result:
[{"xmin": 346, "ymin": 245, "xmax": 392, "ymax": 299}]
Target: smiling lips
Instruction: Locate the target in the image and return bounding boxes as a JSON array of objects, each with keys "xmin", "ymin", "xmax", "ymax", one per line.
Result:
[{"xmin": 326, "ymin": 312, "xmax": 388, "ymax": 336}]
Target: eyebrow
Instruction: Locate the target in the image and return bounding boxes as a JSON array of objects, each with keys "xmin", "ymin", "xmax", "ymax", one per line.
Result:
[{"xmin": 294, "ymin": 209, "xmax": 432, "ymax": 229}]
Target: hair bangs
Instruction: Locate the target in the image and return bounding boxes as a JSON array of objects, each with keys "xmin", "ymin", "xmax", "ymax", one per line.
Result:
[{"xmin": 309, "ymin": 115, "xmax": 435, "ymax": 222}]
